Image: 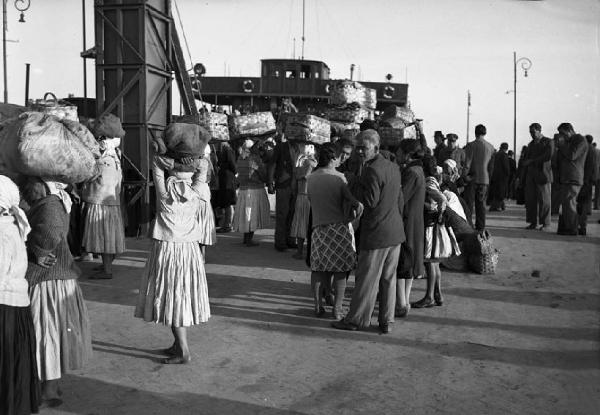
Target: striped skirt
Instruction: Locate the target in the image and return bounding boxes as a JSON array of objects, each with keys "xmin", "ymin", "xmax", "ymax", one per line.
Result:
[
  {"xmin": 232, "ymin": 188, "xmax": 271, "ymax": 233},
  {"xmin": 310, "ymin": 222, "xmax": 356, "ymax": 272},
  {"xmin": 290, "ymin": 193, "xmax": 310, "ymax": 239},
  {"xmin": 198, "ymin": 200, "xmax": 217, "ymax": 246},
  {"xmin": 135, "ymin": 240, "xmax": 210, "ymax": 327},
  {"xmin": 82, "ymin": 203, "xmax": 126, "ymax": 254},
  {"xmin": 29, "ymin": 279, "xmax": 93, "ymax": 381}
]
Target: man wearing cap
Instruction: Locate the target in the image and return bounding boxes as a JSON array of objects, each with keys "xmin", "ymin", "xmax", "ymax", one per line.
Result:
[
  {"xmin": 464, "ymin": 124, "xmax": 495, "ymax": 230},
  {"xmin": 438, "ymin": 133, "xmax": 467, "ymax": 178},
  {"xmin": 555, "ymin": 123, "xmax": 588, "ymax": 235},
  {"xmin": 332, "ymin": 129, "xmax": 405, "ymax": 334},
  {"xmin": 523, "ymin": 123, "xmax": 553, "ymax": 231},
  {"xmin": 433, "ymin": 131, "xmax": 447, "ymax": 166}
]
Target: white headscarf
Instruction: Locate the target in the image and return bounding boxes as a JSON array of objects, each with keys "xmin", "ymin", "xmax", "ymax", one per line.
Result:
[
  {"xmin": 0, "ymin": 175, "xmax": 31, "ymax": 241},
  {"xmin": 43, "ymin": 180, "xmax": 73, "ymax": 214}
]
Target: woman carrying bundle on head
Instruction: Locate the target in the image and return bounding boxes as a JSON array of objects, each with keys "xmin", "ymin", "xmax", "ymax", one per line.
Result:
[
  {"xmin": 307, "ymin": 142, "xmax": 363, "ymax": 319},
  {"xmin": 290, "ymin": 142, "xmax": 317, "ymax": 259},
  {"xmin": 135, "ymin": 123, "xmax": 211, "ymax": 364},
  {"xmin": 232, "ymin": 138, "xmax": 271, "ymax": 247},
  {"xmin": 22, "ymin": 177, "xmax": 93, "ymax": 407},
  {"xmin": 0, "ymin": 175, "xmax": 41, "ymax": 415},
  {"xmin": 81, "ymin": 113, "xmax": 126, "ymax": 279}
]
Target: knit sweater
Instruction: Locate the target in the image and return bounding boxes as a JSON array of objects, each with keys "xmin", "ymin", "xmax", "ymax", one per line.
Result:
[
  {"xmin": 0, "ymin": 216, "xmax": 30, "ymax": 306},
  {"xmin": 25, "ymin": 195, "xmax": 80, "ymax": 286}
]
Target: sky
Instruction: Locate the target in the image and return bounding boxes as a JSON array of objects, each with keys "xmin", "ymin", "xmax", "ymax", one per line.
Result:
[{"xmin": 2, "ymin": 0, "xmax": 599, "ymax": 151}]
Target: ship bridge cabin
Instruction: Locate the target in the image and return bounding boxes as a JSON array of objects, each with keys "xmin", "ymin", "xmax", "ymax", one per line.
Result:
[{"xmin": 193, "ymin": 58, "xmax": 408, "ymax": 113}]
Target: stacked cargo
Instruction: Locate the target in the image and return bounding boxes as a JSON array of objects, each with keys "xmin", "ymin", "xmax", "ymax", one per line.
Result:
[
  {"xmin": 284, "ymin": 113, "xmax": 330, "ymax": 145},
  {"xmin": 172, "ymin": 112, "xmax": 230, "ymax": 141},
  {"xmin": 327, "ymin": 80, "xmax": 376, "ymax": 141},
  {"xmin": 228, "ymin": 111, "xmax": 276, "ymax": 138},
  {"xmin": 378, "ymin": 105, "xmax": 417, "ymax": 147}
]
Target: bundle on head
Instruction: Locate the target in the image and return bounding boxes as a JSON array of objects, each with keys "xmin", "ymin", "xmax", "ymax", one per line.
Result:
[
  {"xmin": 93, "ymin": 113, "xmax": 125, "ymax": 139},
  {"xmin": 164, "ymin": 122, "xmax": 211, "ymax": 160},
  {"xmin": 399, "ymin": 138, "xmax": 424, "ymax": 160}
]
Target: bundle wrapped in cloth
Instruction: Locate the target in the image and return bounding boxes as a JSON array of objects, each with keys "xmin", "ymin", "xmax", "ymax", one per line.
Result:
[
  {"xmin": 229, "ymin": 112, "xmax": 276, "ymax": 138},
  {"xmin": 93, "ymin": 113, "xmax": 126, "ymax": 138},
  {"xmin": 378, "ymin": 105, "xmax": 417, "ymax": 146},
  {"xmin": 326, "ymin": 104, "xmax": 371, "ymax": 125},
  {"xmin": 173, "ymin": 112, "xmax": 230, "ymax": 141},
  {"xmin": 29, "ymin": 92, "xmax": 78, "ymax": 122},
  {"xmin": 330, "ymin": 80, "xmax": 377, "ymax": 109},
  {"xmin": 0, "ymin": 112, "xmax": 100, "ymax": 183},
  {"xmin": 163, "ymin": 122, "xmax": 210, "ymax": 159},
  {"xmin": 284, "ymin": 114, "xmax": 330, "ymax": 144}
]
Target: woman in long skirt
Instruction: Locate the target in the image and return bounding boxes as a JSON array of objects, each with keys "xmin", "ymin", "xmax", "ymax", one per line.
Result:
[
  {"xmin": 198, "ymin": 146, "xmax": 217, "ymax": 252},
  {"xmin": 0, "ymin": 175, "xmax": 41, "ymax": 415},
  {"xmin": 290, "ymin": 143, "xmax": 317, "ymax": 259},
  {"xmin": 81, "ymin": 113, "xmax": 126, "ymax": 279},
  {"xmin": 135, "ymin": 155, "xmax": 211, "ymax": 364},
  {"xmin": 232, "ymin": 139, "xmax": 271, "ymax": 247},
  {"xmin": 23, "ymin": 177, "xmax": 93, "ymax": 407}
]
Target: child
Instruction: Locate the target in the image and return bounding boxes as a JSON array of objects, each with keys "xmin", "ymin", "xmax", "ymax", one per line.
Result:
[
  {"xmin": 135, "ymin": 155, "xmax": 211, "ymax": 364},
  {"xmin": 290, "ymin": 142, "xmax": 317, "ymax": 259},
  {"xmin": 232, "ymin": 139, "xmax": 271, "ymax": 246}
]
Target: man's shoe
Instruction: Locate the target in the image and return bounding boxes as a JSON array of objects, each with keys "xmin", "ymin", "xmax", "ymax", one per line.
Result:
[
  {"xmin": 525, "ymin": 224, "xmax": 537, "ymax": 230},
  {"xmin": 411, "ymin": 298, "xmax": 435, "ymax": 308},
  {"xmin": 331, "ymin": 320, "xmax": 358, "ymax": 331},
  {"xmin": 578, "ymin": 228, "xmax": 587, "ymax": 236},
  {"xmin": 216, "ymin": 227, "xmax": 232, "ymax": 233},
  {"xmin": 379, "ymin": 322, "xmax": 391, "ymax": 334}
]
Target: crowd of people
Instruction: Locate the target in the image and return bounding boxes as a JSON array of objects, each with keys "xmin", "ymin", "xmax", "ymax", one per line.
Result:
[{"xmin": 1, "ymin": 108, "xmax": 598, "ymax": 413}]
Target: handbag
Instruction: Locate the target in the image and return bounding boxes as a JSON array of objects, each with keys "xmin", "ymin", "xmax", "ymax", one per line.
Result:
[{"xmin": 425, "ymin": 219, "xmax": 461, "ymax": 260}]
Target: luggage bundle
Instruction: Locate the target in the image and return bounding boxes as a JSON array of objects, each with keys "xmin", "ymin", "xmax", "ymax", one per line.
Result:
[
  {"xmin": 284, "ymin": 113, "xmax": 330, "ymax": 144},
  {"xmin": 173, "ymin": 112, "xmax": 230, "ymax": 142},
  {"xmin": 229, "ymin": 111, "xmax": 276, "ymax": 138},
  {"xmin": 330, "ymin": 80, "xmax": 377, "ymax": 110},
  {"xmin": 378, "ymin": 105, "xmax": 417, "ymax": 146},
  {"xmin": 29, "ymin": 92, "xmax": 78, "ymax": 122},
  {"xmin": 160, "ymin": 122, "xmax": 211, "ymax": 159},
  {"xmin": 0, "ymin": 112, "xmax": 100, "ymax": 183}
]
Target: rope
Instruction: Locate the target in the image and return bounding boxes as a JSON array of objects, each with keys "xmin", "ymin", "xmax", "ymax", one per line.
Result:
[{"xmin": 173, "ymin": 0, "xmax": 203, "ymax": 103}]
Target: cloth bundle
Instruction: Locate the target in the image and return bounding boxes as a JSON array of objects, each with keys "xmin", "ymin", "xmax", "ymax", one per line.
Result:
[
  {"xmin": 30, "ymin": 92, "xmax": 78, "ymax": 122},
  {"xmin": 330, "ymin": 80, "xmax": 377, "ymax": 110},
  {"xmin": 173, "ymin": 112, "xmax": 230, "ymax": 141},
  {"xmin": 284, "ymin": 114, "xmax": 330, "ymax": 144},
  {"xmin": 229, "ymin": 112, "xmax": 276, "ymax": 138},
  {"xmin": 378, "ymin": 105, "xmax": 417, "ymax": 146},
  {"xmin": 93, "ymin": 113, "xmax": 126, "ymax": 138},
  {"xmin": 325, "ymin": 105, "xmax": 371, "ymax": 125},
  {"xmin": 0, "ymin": 112, "xmax": 100, "ymax": 183},
  {"xmin": 162, "ymin": 122, "xmax": 211, "ymax": 159}
]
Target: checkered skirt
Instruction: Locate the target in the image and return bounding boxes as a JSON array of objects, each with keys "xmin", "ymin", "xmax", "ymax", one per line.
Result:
[{"xmin": 310, "ymin": 222, "xmax": 356, "ymax": 272}]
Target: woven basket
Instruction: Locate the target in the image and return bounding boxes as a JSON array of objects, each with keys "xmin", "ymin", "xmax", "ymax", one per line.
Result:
[{"xmin": 468, "ymin": 250, "xmax": 499, "ymax": 274}]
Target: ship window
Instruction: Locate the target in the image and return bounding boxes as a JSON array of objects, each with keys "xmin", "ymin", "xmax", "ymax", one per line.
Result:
[
  {"xmin": 273, "ymin": 69, "xmax": 280, "ymax": 78},
  {"xmin": 300, "ymin": 65, "xmax": 311, "ymax": 79},
  {"xmin": 286, "ymin": 70, "xmax": 297, "ymax": 79},
  {"xmin": 315, "ymin": 72, "xmax": 320, "ymax": 79}
]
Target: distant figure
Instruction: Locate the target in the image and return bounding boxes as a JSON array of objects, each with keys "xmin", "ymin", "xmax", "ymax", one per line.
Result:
[
  {"xmin": 290, "ymin": 143, "xmax": 317, "ymax": 259},
  {"xmin": 523, "ymin": 123, "xmax": 553, "ymax": 231},
  {"xmin": 593, "ymin": 142, "xmax": 600, "ymax": 210},
  {"xmin": 507, "ymin": 150, "xmax": 517, "ymax": 199},
  {"xmin": 432, "ymin": 131, "xmax": 447, "ymax": 166},
  {"xmin": 515, "ymin": 145, "xmax": 529, "ymax": 205},
  {"xmin": 488, "ymin": 142, "xmax": 510, "ymax": 211},
  {"xmin": 555, "ymin": 123, "xmax": 588, "ymax": 235},
  {"xmin": 464, "ymin": 124, "xmax": 495, "ymax": 230},
  {"xmin": 214, "ymin": 142, "xmax": 237, "ymax": 233},
  {"xmin": 576, "ymin": 135, "xmax": 598, "ymax": 235},
  {"xmin": 550, "ymin": 134, "xmax": 562, "ymax": 215},
  {"xmin": 438, "ymin": 133, "xmax": 467, "ymax": 181}
]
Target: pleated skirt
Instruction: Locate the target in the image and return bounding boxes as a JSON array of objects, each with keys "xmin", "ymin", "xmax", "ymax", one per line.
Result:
[
  {"xmin": 135, "ymin": 240, "xmax": 211, "ymax": 327},
  {"xmin": 310, "ymin": 222, "xmax": 356, "ymax": 272},
  {"xmin": 29, "ymin": 279, "xmax": 93, "ymax": 381},
  {"xmin": 82, "ymin": 203, "xmax": 126, "ymax": 254},
  {"xmin": 290, "ymin": 193, "xmax": 310, "ymax": 239},
  {"xmin": 232, "ymin": 188, "xmax": 271, "ymax": 233},
  {"xmin": 0, "ymin": 304, "xmax": 41, "ymax": 415},
  {"xmin": 198, "ymin": 201, "xmax": 217, "ymax": 246}
]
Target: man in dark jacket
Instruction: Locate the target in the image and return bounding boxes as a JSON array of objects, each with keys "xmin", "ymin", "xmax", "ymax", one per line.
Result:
[
  {"xmin": 267, "ymin": 139, "xmax": 297, "ymax": 251},
  {"xmin": 332, "ymin": 130, "xmax": 405, "ymax": 334},
  {"xmin": 432, "ymin": 130, "xmax": 447, "ymax": 166},
  {"xmin": 464, "ymin": 124, "xmax": 495, "ymax": 230},
  {"xmin": 215, "ymin": 142, "xmax": 237, "ymax": 233},
  {"xmin": 576, "ymin": 135, "xmax": 598, "ymax": 235},
  {"xmin": 523, "ymin": 123, "xmax": 553, "ymax": 231},
  {"xmin": 489, "ymin": 142, "xmax": 510, "ymax": 211},
  {"xmin": 438, "ymin": 133, "xmax": 467, "ymax": 179},
  {"xmin": 556, "ymin": 123, "xmax": 588, "ymax": 235}
]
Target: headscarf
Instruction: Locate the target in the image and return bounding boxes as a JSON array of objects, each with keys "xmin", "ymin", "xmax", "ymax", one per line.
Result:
[
  {"xmin": 43, "ymin": 180, "xmax": 73, "ymax": 214},
  {"xmin": 443, "ymin": 158, "xmax": 460, "ymax": 182},
  {"xmin": 0, "ymin": 175, "xmax": 31, "ymax": 241},
  {"xmin": 240, "ymin": 139, "xmax": 254, "ymax": 160}
]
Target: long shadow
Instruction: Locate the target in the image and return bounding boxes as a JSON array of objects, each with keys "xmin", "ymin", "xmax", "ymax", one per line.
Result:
[
  {"xmin": 404, "ymin": 314, "xmax": 600, "ymax": 342},
  {"xmin": 56, "ymin": 374, "xmax": 306, "ymax": 415},
  {"xmin": 486, "ymin": 225, "xmax": 600, "ymax": 245},
  {"xmin": 444, "ymin": 286, "xmax": 600, "ymax": 311}
]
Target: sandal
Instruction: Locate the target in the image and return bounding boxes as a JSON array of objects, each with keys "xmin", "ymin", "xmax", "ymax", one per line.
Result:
[{"xmin": 411, "ymin": 298, "xmax": 435, "ymax": 309}]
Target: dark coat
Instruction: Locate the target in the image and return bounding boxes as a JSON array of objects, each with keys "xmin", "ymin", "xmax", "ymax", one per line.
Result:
[
  {"xmin": 557, "ymin": 134, "xmax": 588, "ymax": 185},
  {"xmin": 217, "ymin": 143, "xmax": 237, "ymax": 190},
  {"xmin": 267, "ymin": 141, "xmax": 295, "ymax": 189},
  {"xmin": 400, "ymin": 161, "xmax": 425, "ymax": 277},
  {"xmin": 356, "ymin": 154, "xmax": 406, "ymax": 251},
  {"xmin": 489, "ymin": 150, "xmax": 510, "ymax": 200},
  {"xmin": 525, "ymin": 137, "xmax": 553, "ymax": 184}
]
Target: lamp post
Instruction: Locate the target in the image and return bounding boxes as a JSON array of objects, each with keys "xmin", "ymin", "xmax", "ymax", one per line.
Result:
[
  {"xmin": 513, "ymin": 51, "xmax": 532, "ymax": 156},
  {"xmin": 3, "ymin": 0, "xmax": 30, "ymax": 103}
]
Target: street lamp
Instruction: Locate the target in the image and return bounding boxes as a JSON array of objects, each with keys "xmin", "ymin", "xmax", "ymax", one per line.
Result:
[
  {"xmin": 2, "ymin": 0, "xmax": 30, "ymax": 103},
  {"xmin": 513, "ymin": 51, "xmax": 532, "ymax": 156}
]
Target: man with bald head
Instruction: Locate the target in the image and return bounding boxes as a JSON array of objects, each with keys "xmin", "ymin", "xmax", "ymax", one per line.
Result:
[{"xmin": 332, "ymin": 129, "xmax": 405, "ymax": 334}]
